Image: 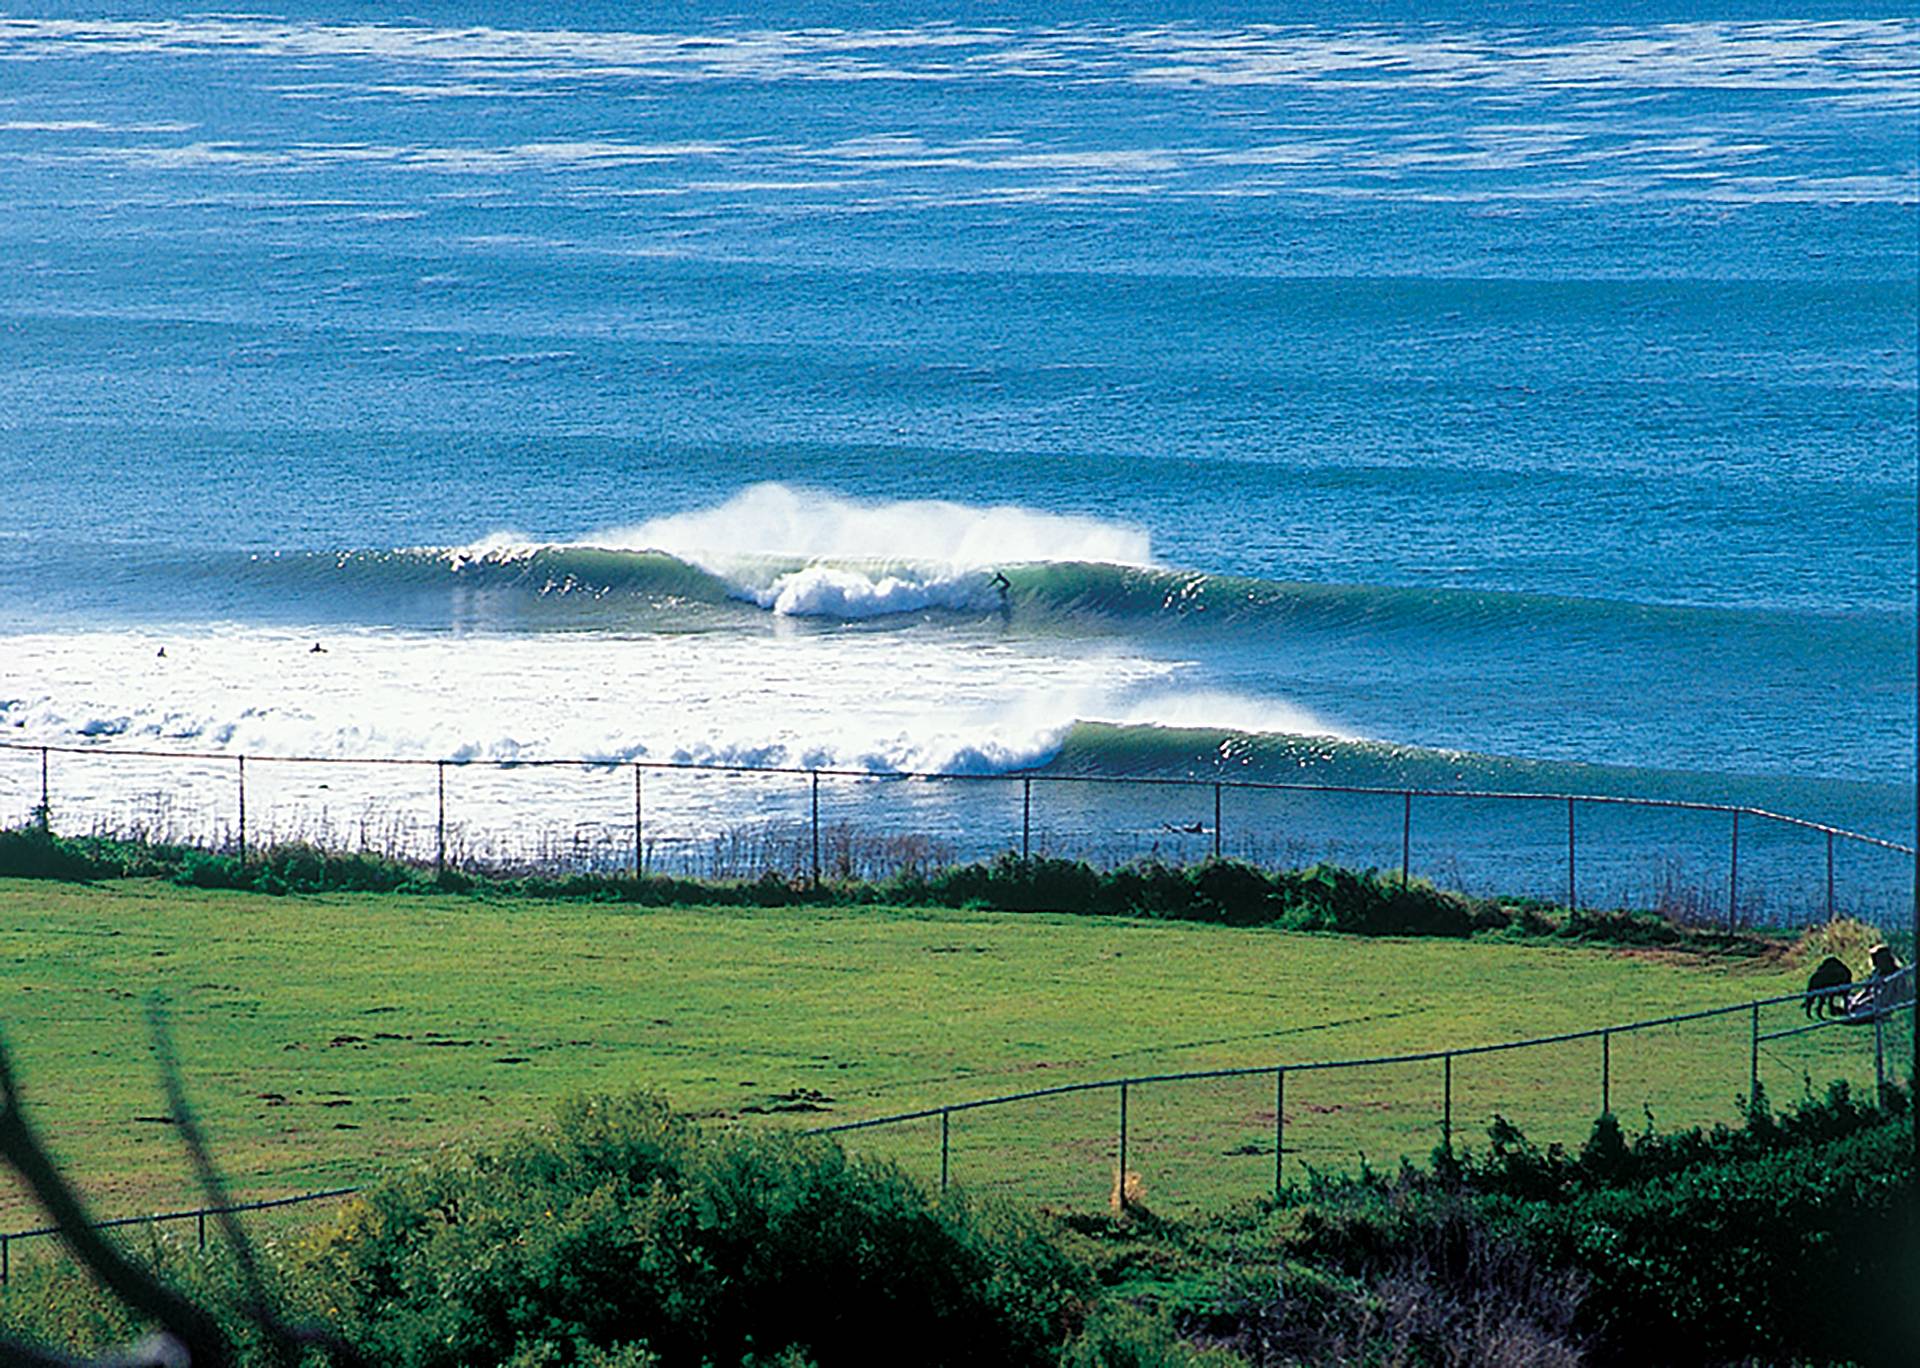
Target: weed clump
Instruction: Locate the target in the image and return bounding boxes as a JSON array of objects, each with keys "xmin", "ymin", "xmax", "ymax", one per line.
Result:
[{"xmin": 1794, "ymin": 915, "xmax": 1889, "ymax": 971}]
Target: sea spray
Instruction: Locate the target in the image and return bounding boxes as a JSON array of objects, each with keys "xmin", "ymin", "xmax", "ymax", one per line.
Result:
[{"xmin": 587, "ymin": 483, "xmax": 1156, "ymax": 569}]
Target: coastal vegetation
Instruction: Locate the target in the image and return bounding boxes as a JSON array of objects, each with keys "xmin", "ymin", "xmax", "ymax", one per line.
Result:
[
  {"xmin": 1, "ymin": 827, "xmax": 1909, "ymax": 1362},
  {"xmin": 0, "ymin": 824, "xmax": 1799, "ymax": 952},
  {"xmin": 0, "ymin": 1085, "xmax": 1910, "ymax": 1365},
  {"xmin": 0, "ymin": 849, "xmax": 1899, "ymax": 1223}
]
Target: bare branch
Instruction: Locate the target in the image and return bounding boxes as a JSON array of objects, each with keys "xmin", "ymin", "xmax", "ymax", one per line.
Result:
[
  {"xmin": 145, "ymin": 1002, "xmax": 366, "ymax": 1368},
  {"xmin": 146, "ymin": 1006, "xmax": 270, "ymax": 1319},
  {"xmin": 0, "ymin": 1032, "xmax": 230, "ymax": 1367}
]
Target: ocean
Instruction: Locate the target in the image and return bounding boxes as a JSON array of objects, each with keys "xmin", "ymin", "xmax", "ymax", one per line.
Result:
[{"xmin": 0, "ymin": 2, "xmax": 1914, "ymax": 920}]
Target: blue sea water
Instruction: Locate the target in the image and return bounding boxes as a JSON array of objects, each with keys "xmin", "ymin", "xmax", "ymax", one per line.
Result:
[{"xmin": 0, "ymin": 2, "xmax": 1913, "ymax": 915}]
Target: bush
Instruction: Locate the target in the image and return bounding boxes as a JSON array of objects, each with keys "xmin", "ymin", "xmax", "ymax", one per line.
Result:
[
  {"xmin": 1553, "ymin": 907, "xmax": 1684, "ymax": 947},
  {"xmin": 1059, "ymin": 1306, "xmax": 1241, "ymax": 1367},
  {"xmin": 173, "ymin": 848, "xmax": 249, "ymax": 890},
  {"xmin": 1447, "ymin": 1080, "xmax": 1903, "ymax": 1203},
  {"xmin": 305, "ymin": 1092, "xmax": 1090, "ymax": 1367},
  {"xmin": 892, "ymin": 854, "xmax": 1484, "ymax": 937},
  {"xmin": 1204, "ymin": 1087, "xmax": 1917, "ymax": 1367},
  {"xmin": 1502, "ymin": 1118, "xmax": 1917, "ymax": 1364},
  {"xmin": 0, "ymin": 826, "xmax": 125, "ymax": 880},
  {"xmin": 256, "ymin": 843, "xmax": 419, "ymax": 894},
  {"xmin": 1203, "ymin": 1194, "xmax": 1589, "ymax": 1367},
  {"xmin": 0, "ymin": 826, "xmax": 1793, "ymax": 954},
  {"xmin": 1795, "ymin": 915, "xmax": 1889, "ymax": 973}
]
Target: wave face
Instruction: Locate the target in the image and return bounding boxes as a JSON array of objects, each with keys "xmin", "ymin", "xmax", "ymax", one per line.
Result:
[
  {"xmin": 176, "ymin": 485, "xmax": 1157, "ymax": 623},
  {"xmin": 474, "ymin": 484, "xmax": 1156, "ymax": 621},
  {"xmin": 1049, "ymin": 721, "xmax": 1895, "ymax": 813},
  {"xmin": 2, "ymin": 482, "xmax": 1911, "ymax": 795},
  {"xmin": 183, "ymin": 540, "xmax": 1914, "ymax": 661},
  {"xmin": 7, "ymin": 478, "xmax": 1912, "ymax": 791},
  {"xmin": 34, "ymin": 477, "xmax": 1899, "ymax": 640}
]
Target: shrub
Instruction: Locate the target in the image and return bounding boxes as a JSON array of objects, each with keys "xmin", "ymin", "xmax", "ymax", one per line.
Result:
[
  {"xmin": 1060, "ymin": 1305, "xmax": 1241, "ymax": 1367},
  {"xmin": 0, "ymin": 827, "xmax": 123, "ymax": 880},
  {"xmin": 173, "ymin": 848, "xmax": 249, "ymax": 890},
  {"xmin": 0, "ymin": 826, "xmax": 1793, "ymax": 955},
  {"xmin": 1264, "ymin": 864, "xmax": 1478, "ymax": 937},
  {"xmin": 257, "ymin": 843, "xmax": 419, "ymax": 893},
  {"xmin": 1794, "ymin": 915, "xmax": 1888, "ymax": 972},
  {"xmin": 1225, "ymin": 1088, "xmax": 1917, "ymax": 1367},
  {"xmin": 304, "ymin": 1092, "xmax": 1090, "ymax": 1367},
  {"xmin": 1501, "ymin": 1119, "xmax": 1917, "ymax": 1364},
  {"xmin": 1554, "ymin": 907, "xmax": 1683, "ymax": 947}
]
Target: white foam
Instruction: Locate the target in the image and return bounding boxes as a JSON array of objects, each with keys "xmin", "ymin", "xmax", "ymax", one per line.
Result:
[
  {"xmin": 0, "ymin": 626, "xmax": 1177, "ymax": 778},
  {"xmin": 592, "ymin": 482, "xmax": 1155, "ymax": 569},
  {"xmin": 1095, "ymin": 689, "xmax": 1351, "ymax": 741},
  {"xmin": 439, "ymin": 530, "xmax": 538, "ymax": 566},
  {"xmin": 0, "ymin": 627, "xmax": 1363, "ymax": 856},
  {"xmin": 750, "ymin": 564, "xmax": 991, "ymax": 618},
  {"xmin": 428, "ymin": 485, "xmax": 1152, "ymax": 619}
]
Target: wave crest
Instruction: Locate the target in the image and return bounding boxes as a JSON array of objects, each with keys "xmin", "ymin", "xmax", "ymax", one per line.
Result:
[
  {"xmin": 750, "ymin": 564, "xmax": 993, "ymax": 618},
  {"xmin": 586, "ymin": 482, "xmax": 1155, "ymax": 569}
]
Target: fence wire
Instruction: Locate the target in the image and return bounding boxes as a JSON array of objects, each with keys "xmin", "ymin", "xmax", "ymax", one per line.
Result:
[
  {"xmin": 2, "ymin": 742, "xmax": 1911, "ymax": 928},
  {"xmin": 811, "ymin": 973, "xmax": 1915, "ymax": 1217},
  {"xmin": 0, "ymin": 977, "xmax": 1911, "ymax": 1266}
]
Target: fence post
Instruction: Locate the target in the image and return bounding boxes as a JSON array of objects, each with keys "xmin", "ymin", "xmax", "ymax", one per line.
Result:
[
  {"xmin": 236, "ymin": 755, "xmax": 247, "ymax": 862},
  {"xmin": 1116, "ymin": 1082, "xmax": 1129, "ymax": 1204},
  {"xmin": 1273, "ymin": 1068, "xmax": 1285, "ymax": 1199},
  {"xmin": 1728, "ymin": 811, "xmax": 1740, "ymax": 930},
  {"xmin": 197, "ymin": 1210, "xmax": 207, "ymax": 1251},
  {"xmin": 1601, "ymin": 1030, "xmax": 1611, "ymax": 1115},
  {"xmin": 810, "ymin": 771, "xmax": 821, "ymax": 888},
  {"xmin": 1874, "ymin": 1009, "xmax": 1886, "ymax": 1101},
  {"xmin": 435, "ymin": 761, "xmax": 447, "ymax": 876},
  {"xmin": 1825, "ymin": 831, "xmax": 1835, "ymax": 922},
  {"xmin": 1749, "ymin": 1002, "xmax": 1760, "ymax": 1103},
  {"xmin": 38, "ymin": 746, "xmax": 49, "ymax": 833},
  {"xmin": 1566, "ymin": 797, "xmax": 1576, "ymax": 910},
  {"xmin": 1442, "ymin": 1053, "xmax": 1453, "ymax": 1152},
  {"xmin": 940, "ymin": 1109, "xmax": 950, "ymax": 1192},
  {"xmin": 1401, "ymin": 792, "xmax": 1412, "ymax": 886},
  {"xmin": 633, "ymin": 765, "xmax": 644, "ymax": 878},
  {"xmin": 2, "ymin": 1231, "xmax": 8, "ymax": 1285},
  {"xmin": 1022, "ymin": 776, "xmax": 1031, "ymax": 861},
  {"xmin": 1213, "ymin": 783, "xmax": 1222, "ymax": 860}
]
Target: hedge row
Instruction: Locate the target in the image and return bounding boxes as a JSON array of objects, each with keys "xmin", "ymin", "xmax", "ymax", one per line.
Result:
[{"xmin": 0, "ymin": 825, "xmax": 1767, "ymax": 949}]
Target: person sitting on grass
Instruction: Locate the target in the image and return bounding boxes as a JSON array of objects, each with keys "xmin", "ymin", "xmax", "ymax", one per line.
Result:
[{"xmin": 1860, "ymin": 943, "xmax": 1914, "ymax": 1014}]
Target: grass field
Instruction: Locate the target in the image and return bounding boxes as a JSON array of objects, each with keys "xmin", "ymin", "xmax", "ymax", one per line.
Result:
[{"xmin": 0, "ymin": 877, "xmax": 1903, "ymax": 1233}]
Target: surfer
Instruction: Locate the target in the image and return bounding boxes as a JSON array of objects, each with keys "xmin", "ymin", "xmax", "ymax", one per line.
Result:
[
  {"xmin": 990, "ymin": 570, "xmax": 1011, "ymax": 608},
  {"xmin": 155, "ymin": 647, "xmax": 166, "ymax": 659},
  {"xmin": 310, "ymin": 641, "xmax": 326, "ymax": 654}
]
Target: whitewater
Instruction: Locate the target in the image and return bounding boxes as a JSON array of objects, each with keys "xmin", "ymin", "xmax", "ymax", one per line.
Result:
[{"xmin": 0, "ymin": 1, "xmax": 1914, "ymax": 919}]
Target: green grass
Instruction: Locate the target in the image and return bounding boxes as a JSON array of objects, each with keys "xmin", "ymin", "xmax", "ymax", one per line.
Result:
[{"xmin": 0, "ymin": 877, "xmax": 1902, "ymax": 1230}]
